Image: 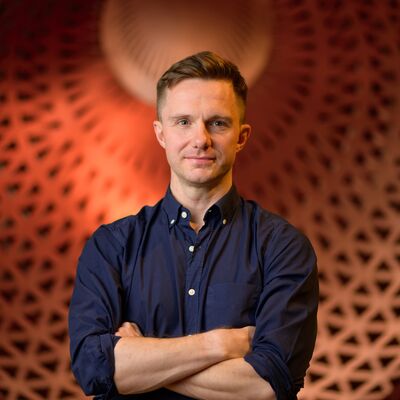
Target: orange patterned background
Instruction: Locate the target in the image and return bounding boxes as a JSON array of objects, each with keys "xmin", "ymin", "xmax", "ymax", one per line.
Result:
[{"xmin": 0, "ymin": 1, "xmax": 399, "ymax": 399}]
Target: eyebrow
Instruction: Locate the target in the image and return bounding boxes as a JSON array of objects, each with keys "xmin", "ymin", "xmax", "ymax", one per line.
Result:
[
  {"xmin": 167, "ymin": 114, "xmax": 192, "ymax": 122},
  {"xmin": 207, "ymin": 115, "xmax": 233, "ymax": 123}
]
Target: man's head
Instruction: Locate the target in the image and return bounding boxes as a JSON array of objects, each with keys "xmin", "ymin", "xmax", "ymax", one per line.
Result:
[
  {"xmin": 153, "ymin": 52, "xmax": 251, "ymax": 192},
  {"xmin": 156, "ymin": 51, "xmax": 248, "ymax": 122}
]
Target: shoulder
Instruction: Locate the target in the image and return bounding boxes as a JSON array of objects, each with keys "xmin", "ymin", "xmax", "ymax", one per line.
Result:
[
  {"xmin": 242, "ymin": 198, "xmax": 302, "ymax": 238},
  {"xmin": 242, "ymin": 198, "xmax": 316, "ymax": 266},
  {"xmin": 90, "ymin": 199, "xmax": 164, "ymax": 248}
]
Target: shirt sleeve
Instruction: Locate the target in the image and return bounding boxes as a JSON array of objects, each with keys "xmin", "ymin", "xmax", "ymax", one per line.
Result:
[
  {"xmin": 244, "ymin": 221, "xmax": 319, "ymax": 400},
  {"xmin": 68, "ymin": 226, "xmax": 124, "ymax": 398}
]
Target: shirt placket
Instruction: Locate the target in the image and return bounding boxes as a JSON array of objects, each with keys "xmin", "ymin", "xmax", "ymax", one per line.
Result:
[{"xmin": 182, "ymin": 226, "xmax": 212, "ymax": 335}]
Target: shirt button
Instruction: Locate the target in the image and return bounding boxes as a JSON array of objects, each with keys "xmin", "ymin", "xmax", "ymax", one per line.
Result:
[
  {"xmin": 188, "ymin": 289, "xmax": 195, "ymax": 296},
  {"xmin": 222, "ymin": 219, "xmax": 227, "ymax": 225},
  {"xmin": 170, "ymin": 219, "xmax": 175, "ymax": 225},
  {"xmin": 181, "ymin": 211, "xmax": 188, "ymax": 219},
  {"xmin": 188, "ymin": 245, "xmax": 195, "ymax": 252}
]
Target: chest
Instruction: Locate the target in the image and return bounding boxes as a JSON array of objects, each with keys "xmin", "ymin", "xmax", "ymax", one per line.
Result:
[{"xmin": 123, "ymin": 221, "xmax": 263, "ymax": 337}]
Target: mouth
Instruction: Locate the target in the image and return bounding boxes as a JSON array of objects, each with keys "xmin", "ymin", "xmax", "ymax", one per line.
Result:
[{"xmin": 185, "ymin": 156, "xmax": 215, "ymax": 163}]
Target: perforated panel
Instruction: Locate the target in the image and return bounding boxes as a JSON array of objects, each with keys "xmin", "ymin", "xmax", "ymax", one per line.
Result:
[
  {"xmin": 239, "ymin": 2, "xmax": 400, "ymax": 398},
  {"xmin": 0, "ymin": 1, "xmax": 399, "ymax": 399}
]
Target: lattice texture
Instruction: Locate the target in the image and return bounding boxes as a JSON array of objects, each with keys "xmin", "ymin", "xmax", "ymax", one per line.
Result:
[{"xmin": 0, "ymin": 1, "xmax": 399, "ymax": 399}]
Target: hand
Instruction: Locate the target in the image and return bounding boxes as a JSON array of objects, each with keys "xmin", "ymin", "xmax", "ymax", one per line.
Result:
[
  {"xmin": 212, "ymin": 326, "xmax": 255, "ymax": 359},
  {"xmin": 115, "ymin": 322, "xmax": 143, "ymax": 338}
]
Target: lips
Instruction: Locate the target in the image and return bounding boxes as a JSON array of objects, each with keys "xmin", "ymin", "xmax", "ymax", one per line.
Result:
[
  {"xmin": 184, "ymin": 155, "xmax": 215, "ymax": 160},
  {"xmin": 186, "ymin": 157, "xmax": 214, "ymax": 160},
  {"xmin": 185, "ymin": 156, "xmax": 215, "ymax": 165}
]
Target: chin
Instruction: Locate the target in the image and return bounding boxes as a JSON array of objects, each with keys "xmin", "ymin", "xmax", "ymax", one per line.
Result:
[{"xmin": 185, "ymin": 174, "xmax": 225, "ymax": 187}]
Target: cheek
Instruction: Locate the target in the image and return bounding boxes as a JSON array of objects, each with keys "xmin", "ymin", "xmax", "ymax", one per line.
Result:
[
  {"xmin": 219, "ymin": 140, "xmax": 238, "ymax": 157},
  {"xmin": 164, "ymin": 140, "xmax": 184, "ymax": 160}
]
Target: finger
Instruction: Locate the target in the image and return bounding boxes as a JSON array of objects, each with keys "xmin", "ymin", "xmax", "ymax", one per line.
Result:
[
  {"xmin": 130, "ymin": 323, "xmax": 143, "ymax": 336},
  {"xmin": 115, "ymin": 322, "xmax": 142, "ymax": 337},
  {"xmin": 125, "ymin": 322, "xmax": 143, "ymax": 336},
  {"xmin": 248, "ymin": 326, "xmax": 256, "ymax": 335},
  {"xmin": 244, "ymin": 326, "xmax": 256, "ymax": 340},
  {"xmin": 115, "ymin": 326, "xmax": 132, "ymax": 337}
]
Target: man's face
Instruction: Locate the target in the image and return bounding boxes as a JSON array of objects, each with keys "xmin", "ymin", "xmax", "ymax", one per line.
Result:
[{"xmin": 153, "ymin": 78, "xmax": 251, "ymax": 189}]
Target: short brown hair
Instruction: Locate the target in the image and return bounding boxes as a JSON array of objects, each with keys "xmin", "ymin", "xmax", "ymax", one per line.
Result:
[{"xmin": 156, "ymin": 51, "xmax": 248, "ymax": 121}]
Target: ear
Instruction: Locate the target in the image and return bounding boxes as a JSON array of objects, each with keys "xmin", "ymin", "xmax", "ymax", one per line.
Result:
[
  {"xmin": 153, "ymin": 120, "xmax": 166, "ymax": 149},
  {"xmin": 236, "ymin": 124, "xmax": 251, "ymax": 152}
]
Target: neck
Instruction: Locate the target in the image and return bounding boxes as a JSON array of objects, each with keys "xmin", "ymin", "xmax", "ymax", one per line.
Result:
[{"xmin": 170, "ymin": 175, "xmax": 232, "ymax": 231}]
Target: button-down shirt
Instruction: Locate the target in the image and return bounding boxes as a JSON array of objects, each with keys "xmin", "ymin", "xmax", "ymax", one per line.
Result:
[{"xmin": 68, "ymin": 186, "xmax": 318, "ymax": 400}]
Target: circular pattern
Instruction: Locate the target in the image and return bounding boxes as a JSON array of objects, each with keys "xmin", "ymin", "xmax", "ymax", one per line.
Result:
[
  {"xmin": 99, "ymin": 0, "xmax": 273, "ymax": 103},
  {"xmin": 0, "ymin": 1, "xmax": 399, "ymax": 399}
]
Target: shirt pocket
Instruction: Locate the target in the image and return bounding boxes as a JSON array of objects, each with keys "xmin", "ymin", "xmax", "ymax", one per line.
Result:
[{"xmin": 204, "ymin": 282, "xmax": 259, "ymax": 330}]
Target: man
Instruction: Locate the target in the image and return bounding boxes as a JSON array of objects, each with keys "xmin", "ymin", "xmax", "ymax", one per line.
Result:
[{"xmin": 69, "ymin": 51, "xmax": 318, "ymax": 400}]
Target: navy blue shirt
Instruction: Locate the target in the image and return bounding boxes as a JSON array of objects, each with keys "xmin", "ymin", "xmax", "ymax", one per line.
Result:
[{"xmin": 69, "ymin": 186, "xmax": 318, "ymax": 400}]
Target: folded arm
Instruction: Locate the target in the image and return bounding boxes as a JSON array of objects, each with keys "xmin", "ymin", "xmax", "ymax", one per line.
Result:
[
  {"xmin": 167, "ymin": 357, "xmax": 275, "ymax": 400},
  {"xmin": 114, "ymin": 322, "xmax": 257, "ymax": 395}
]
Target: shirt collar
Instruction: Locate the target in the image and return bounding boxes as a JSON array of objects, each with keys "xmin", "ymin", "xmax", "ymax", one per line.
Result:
[
  {"xmin": 162, "ymin": 186, "xmax": 182, "ymax": 228},
  {"xmin": 207, "ymin": 185, "xmax": 240, "ymax": 224},
  {"xmin": 162, "ymin": 185, "xmax": 241, "ymax": 228}
]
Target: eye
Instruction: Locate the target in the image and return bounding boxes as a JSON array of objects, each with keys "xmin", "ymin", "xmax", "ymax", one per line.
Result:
[
  {"xmin": 177, "ymin": 119, "xmax": 190, "ymax": 126},
  {"xmin": 210, "ymin": 120, "xmax": 227, "ymax": 128}
]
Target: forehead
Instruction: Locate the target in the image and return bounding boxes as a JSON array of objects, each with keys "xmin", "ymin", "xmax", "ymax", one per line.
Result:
[{"xmin": 162, "ymin": 79, "xmax": 240, "ymax": 114}]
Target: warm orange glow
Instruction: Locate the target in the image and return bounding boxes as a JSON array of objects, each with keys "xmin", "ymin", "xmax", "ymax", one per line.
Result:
[{"xmin": 0, "ymin": 1, "xmax": 399, "ymax": 399}]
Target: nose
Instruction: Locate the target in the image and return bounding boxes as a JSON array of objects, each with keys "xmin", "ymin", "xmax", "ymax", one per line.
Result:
[{"xmin": 192, "ymin": 122, "xmax": 211, "ymax": 149}]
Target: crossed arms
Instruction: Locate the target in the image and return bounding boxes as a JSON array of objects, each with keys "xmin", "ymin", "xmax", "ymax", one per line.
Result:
[{"xmin": 113, "ymin": 322, "xmax": 275, "ymax": 400}]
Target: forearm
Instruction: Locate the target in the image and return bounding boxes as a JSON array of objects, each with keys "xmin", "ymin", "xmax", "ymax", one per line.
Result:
[
  {"xmin": 114, "ymin": 325, "xmax": 254, "ymax": 395},
  {"xmin": 114, "ymin": 332, "xmax": 222, "ymax": 394},
  {"xmin": 167, "ymin": 358, "xmax": 275, "ymax": 400}
]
